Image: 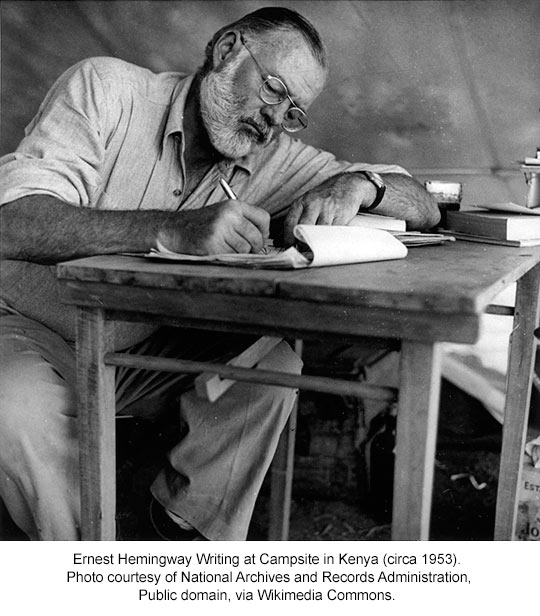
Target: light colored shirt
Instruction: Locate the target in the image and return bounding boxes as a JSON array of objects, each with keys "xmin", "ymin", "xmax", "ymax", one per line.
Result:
[{"xmin": 0, "ymin": 57, "xmax": 407, "ymax": 347}]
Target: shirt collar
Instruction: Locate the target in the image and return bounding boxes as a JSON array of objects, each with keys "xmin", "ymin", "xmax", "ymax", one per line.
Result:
[
  {"xmin": 162, "ymin": 73, "xmax": 271, "ymax": 176},
  {"xmin": 162, "ymin": 74, "xmax": 194, "ymax": 148}
]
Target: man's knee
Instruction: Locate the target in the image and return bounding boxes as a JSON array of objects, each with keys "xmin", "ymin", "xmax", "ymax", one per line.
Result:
[
  {"xmin": 250, "ymin": 340, "xmax": 303, "ymax": 421},
  {"xmin": 0, "ymin": 346, "xmax": 75, "ymax": 439},
  {"xmin": 258, "ymin": 340, "xmax": 303, "ymax": 375}
]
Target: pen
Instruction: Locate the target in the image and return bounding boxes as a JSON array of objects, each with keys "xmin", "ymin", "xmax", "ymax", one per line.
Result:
[{"xmin": 219, "ymin": 177, "xmax": 237, "ymax": 200}]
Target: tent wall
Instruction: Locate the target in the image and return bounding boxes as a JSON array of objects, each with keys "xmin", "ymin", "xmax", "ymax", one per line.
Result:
[{"xmin": 2, "ymin": 0, "xmax": 539, "ymax": 206}]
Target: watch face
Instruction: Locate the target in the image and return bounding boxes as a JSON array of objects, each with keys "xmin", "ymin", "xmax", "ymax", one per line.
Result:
[
  {"xmin": 369, "ymin": 172, "xmax": 384, "ymax": 188},
  {"xmin": 363, "ymin": 171, "xmax": 386, "ymax": 210}
]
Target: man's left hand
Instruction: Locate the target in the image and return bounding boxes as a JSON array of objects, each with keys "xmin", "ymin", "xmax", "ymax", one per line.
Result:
[{"xmin": 282, "ymin": 173, "xmax": 375, "ymax": 246}]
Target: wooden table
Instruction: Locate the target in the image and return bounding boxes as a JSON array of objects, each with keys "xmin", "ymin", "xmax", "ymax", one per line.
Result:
[{"xmin": 57, "ymin": 241, "xmax": 540, "ymax": 541}]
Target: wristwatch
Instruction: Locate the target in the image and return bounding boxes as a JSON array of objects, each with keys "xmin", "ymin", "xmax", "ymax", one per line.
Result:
[{"xmin": 360, "ymin": 171, "xmax": 386, "ymax": 211}]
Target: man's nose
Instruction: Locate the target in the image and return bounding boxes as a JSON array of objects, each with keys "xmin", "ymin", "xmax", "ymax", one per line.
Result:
[{"xmin": 260, "ymin": 100, "xmax": 289, "ymax": 127}]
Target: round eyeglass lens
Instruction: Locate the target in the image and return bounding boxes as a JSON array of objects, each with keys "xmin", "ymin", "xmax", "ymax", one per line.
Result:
[
  {"xmin": 260, "ymin": 76, "xmax": 287, "ymax": 105},
  {"xmin": 283, "ymin": 107, "xmax": 308, "ymax": 132}
]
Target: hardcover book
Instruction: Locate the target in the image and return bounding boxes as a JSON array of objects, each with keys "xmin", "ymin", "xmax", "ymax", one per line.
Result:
[{"xmin": 446, "ymin": 209, "xmax": 540, "ymax": 241}]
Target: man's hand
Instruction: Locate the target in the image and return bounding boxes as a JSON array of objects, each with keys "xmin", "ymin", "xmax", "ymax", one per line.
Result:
[
  {"xmin": 283, "ymin": 173, "xmax": 373, "ymax": 246},
  {"xmin": 281, "ymin": 171, "xmax": 440, "ymax": 245},
  {"xmin": 158, "ymin": 200, "xmax": 270, "ymax": 255}
]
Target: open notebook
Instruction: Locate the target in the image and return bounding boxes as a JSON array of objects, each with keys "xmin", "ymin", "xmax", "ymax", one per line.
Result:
[
  {"xmin": 148, "ymin": 224, "xmax": 408, "ymax": 269},
  {"xmin": 147, "ymin": 214, "xmax": 452, "ymax": 270}
]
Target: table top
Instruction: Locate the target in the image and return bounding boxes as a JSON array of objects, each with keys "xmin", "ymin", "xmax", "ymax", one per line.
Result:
[
  {"xmin": 58, "ymin": 241, "xmax": 540, "ymax": 313},
  {"xmin": 57, "ymin": 242, "xmax": 540, "ymax": 344}
]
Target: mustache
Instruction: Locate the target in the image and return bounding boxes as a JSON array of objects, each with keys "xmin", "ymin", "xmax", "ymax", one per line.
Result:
[{"xmin": 243, "ymin": 118, "xmax": 273, "ymax": 144}]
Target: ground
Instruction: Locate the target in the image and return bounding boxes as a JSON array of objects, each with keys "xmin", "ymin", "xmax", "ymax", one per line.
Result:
[
  {"xmin": 247, "ymin": 378, "xmax": 504, "ymax": 542},
  {"xmin": 0, "ymin": 378, "xmax": 512, "ymax": 541}
]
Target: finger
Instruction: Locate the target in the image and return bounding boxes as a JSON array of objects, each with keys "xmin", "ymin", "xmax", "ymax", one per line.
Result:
[
  {"xmin": 333, "ymin": 203, "xmax": 359, "ymax": 225},
  {"xmin": 226, "ymin": 231, "xmax": 255, "ymax": 254},
  {"xmin": 283, "ymin": 202, "xmax": 304, "ymax": 246},
  {"xmin": 316, "ymin": 206, "xmax": 337, "ymax": 225},
  {"xmin": 236, "ymin": 202, "xmax": 270, "ymax": 240},
  {"xmin": 295, "ymin": 203, "xmax": 320, "ymax": 226},
  {"xmin": 235, "ymin": 218, "xmax": 266, "ymax": 253}
]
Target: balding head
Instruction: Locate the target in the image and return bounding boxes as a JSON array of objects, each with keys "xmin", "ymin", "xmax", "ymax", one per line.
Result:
[{"xmin": 201, "ymin": 7, "xmax": 327, "ymax": 76}]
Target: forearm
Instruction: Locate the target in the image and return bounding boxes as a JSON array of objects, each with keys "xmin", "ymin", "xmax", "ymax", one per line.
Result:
[
  {"xmin": 0, "ymin": 196, "xmax": 172, "ymax": 264},
  {"xmin": 0, "ymin": 194, "xmax": 270, "ymax": 263},
  {"xmin": 355, "ymin": 172, "xmax": 440, "ymax": 230}
]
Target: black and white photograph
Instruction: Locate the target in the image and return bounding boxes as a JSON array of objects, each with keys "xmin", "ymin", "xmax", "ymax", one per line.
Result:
[{"xmin": 0, "ymin": 0, "xmax": 539, "ymax": 609}]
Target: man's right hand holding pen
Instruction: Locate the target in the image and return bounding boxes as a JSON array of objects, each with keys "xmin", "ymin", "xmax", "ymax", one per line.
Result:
[{"xmin": 157, "ymin": 178, "xmax": 270, "ymax": 255}]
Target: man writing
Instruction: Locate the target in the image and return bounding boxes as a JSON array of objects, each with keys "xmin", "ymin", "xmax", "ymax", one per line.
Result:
[{"xmin": 0, "ymin": 7, "xmax": 438, "ymax": 540}]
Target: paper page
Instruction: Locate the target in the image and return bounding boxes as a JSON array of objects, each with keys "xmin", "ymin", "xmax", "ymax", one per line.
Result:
[
  {"xmin": 348, "ymin": 213, "xmax": 406, "ymax": 232},
  {"xmin": 151, "ymin": 241, "xmax": 310, "ymax": 268},
  {"xmin": 150, "ymin": 226, "xmax": 407, "ymax": 269},
  {"xmin": 391, "ymin": 231, "xmax": 456, "ymax": 246},
  {"xmin": 472, "ymin": 202, "xmax": 540, "ymax": 215},
  {"xmin": 293, "ymin": 225, "xmax": 407, "ymax": 267}
]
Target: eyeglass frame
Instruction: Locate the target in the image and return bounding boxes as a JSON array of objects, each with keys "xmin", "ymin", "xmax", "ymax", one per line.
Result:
[{"xmin": 239, "ymin": 35, "xmax": 309, "ymax": 132}]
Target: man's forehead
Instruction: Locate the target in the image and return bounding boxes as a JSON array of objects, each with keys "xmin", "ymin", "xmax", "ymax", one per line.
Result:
[
  {"xmin": 255, "ymin": 30, "xmax": 322, "ymax": 68},
  {"xmin": 254, "ymin": 30, "xmax": 326, "ymax": 102}
]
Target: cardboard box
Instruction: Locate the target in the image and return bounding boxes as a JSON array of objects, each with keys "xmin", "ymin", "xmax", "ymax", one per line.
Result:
[{"xmin": 515, "ymin": 457, "xmax": 540, "ymax": 541}]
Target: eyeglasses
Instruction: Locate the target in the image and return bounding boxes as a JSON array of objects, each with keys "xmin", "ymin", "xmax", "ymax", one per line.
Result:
[{"xmin": 240, "ymin": 36, "xmax": 308, "ymax": 133}]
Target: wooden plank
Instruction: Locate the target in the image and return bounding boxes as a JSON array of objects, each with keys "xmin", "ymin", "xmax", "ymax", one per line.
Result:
[
  {"xmin": 195, "ymin": 336, "xmax": 282, "ymax": 402},
  {"xmin": 57, "ymin": 255, "xmax": 282, "ymax": 297},
  {"xmin": 105, "ymin": 352, "xmax": 397, "ymax": 401},
  {"xmin": 268, "ymin": 340, "xmax": 303, "ymax": 541},
  {"xmin": 58, "ymin": 282, "xmax": 481, "ymax": 344},
  {"xmin": 392, "ymin": 341, "xmax": 442, "ymax": 540},
  {"xmin": 57, "ymin": 246, "xmax": 540, "ymax": 316},
  {"xmin": 76, "ymin": 308, "xmax": 116, "ymax": 541},
  {"xmin": 494, "ymin": 263, "xmax": 540, "ymax": 540},
  {"xmin": 268, "ymin": 405, "xmax": 298, "ymax": 541}
]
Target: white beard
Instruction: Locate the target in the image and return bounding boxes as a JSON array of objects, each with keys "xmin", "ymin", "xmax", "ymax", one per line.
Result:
[{"xmin": 199, "ymin": 56, "xmax": 273, "ymax": 159}]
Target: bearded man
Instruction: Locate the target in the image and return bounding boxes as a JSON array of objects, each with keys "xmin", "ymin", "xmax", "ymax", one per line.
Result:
[{"xmin": 0, "ymin": 7, "xmax": 438, "ymax": 540}]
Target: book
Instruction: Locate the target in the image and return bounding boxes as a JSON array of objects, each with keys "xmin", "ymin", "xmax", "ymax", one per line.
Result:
[
  {"xmin": 470, "ymin": 202, "xmax": 540, "ymax": 215},
  {"xmin": 149, "ymin": 225, "xmax": 408, "ymax": 269},
  {"xmin": 348, "ymin": 212, "xmax": 406, "ymax": 232},
  {"xmin": 440, "ymin": 230, "xmax": 540, "ymax": 247},
  {"xmin": 330, "ymin": 213, "xmax": 454, "ymax": 245},
  {"xmin": 446, "ymin": 209, "xmax": 540, "ymax": 241}
]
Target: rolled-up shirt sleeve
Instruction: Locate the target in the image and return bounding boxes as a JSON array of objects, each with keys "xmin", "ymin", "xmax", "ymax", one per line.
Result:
[
  {"xmin": 244, "ymin": 135, "xmax": 411, "ymax": 215},
  {"xmin": 0, "ymin": 59, "xmax": 108, "ymax": 207}
]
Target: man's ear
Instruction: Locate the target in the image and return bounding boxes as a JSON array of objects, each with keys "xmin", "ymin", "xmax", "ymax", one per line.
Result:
[{"xmin": 212, "ymin": 30, "xmax": 242, "ymax": 69}]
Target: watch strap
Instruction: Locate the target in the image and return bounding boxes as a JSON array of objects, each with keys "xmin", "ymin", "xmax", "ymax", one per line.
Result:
[{"xmin": 360, "ymin": 171, "xmax": 386, "ymax": 211}]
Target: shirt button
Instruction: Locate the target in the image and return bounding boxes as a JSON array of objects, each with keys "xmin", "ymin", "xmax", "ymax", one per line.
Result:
[{"xmin": 173, "ymin": 189, "xmax": 182, "ymax": 197}]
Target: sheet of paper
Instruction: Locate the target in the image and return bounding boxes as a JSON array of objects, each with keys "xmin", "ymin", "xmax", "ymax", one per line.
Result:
[
  {"xmin": 151, "ymin": 241, "xmax": 309, "ymax": 269},
  {"xmin": 391, "ymin": 231, "xmax": 455, "ymax": 246},
  {"xmin": 293, "ymin": 225, "xmax": 407, "ymax": 267}
]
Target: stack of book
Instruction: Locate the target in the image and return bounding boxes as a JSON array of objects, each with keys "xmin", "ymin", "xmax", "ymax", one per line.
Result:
[{"xmin": 445, "ymin": 205, "xmax": 540, "ymax": 247}]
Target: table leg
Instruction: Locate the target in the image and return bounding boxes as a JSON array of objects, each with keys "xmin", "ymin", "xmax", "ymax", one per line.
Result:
[
  {"xmin": 268, "ymin": 406, "xmax": 298, "ymax": 541},
  {"xmin": 494, "ymin": 264, "xmax": 540, "ymax": 540},
  {"xmin": 392, "ymin": 341, "xmax": 442, "ymax": 540},
  {"xmin": 268, "ymin": 340, "xmax": 303, "ymax": 541},
  {"xmin": 76, "ymin": 307, "xmax": 116, "ymax": 540}
]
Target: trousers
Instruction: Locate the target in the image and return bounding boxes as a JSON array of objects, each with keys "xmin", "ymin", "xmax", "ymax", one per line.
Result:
[{"xmin": 0, "ymin": 312, "xmax": 302, "ymax": 540}]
